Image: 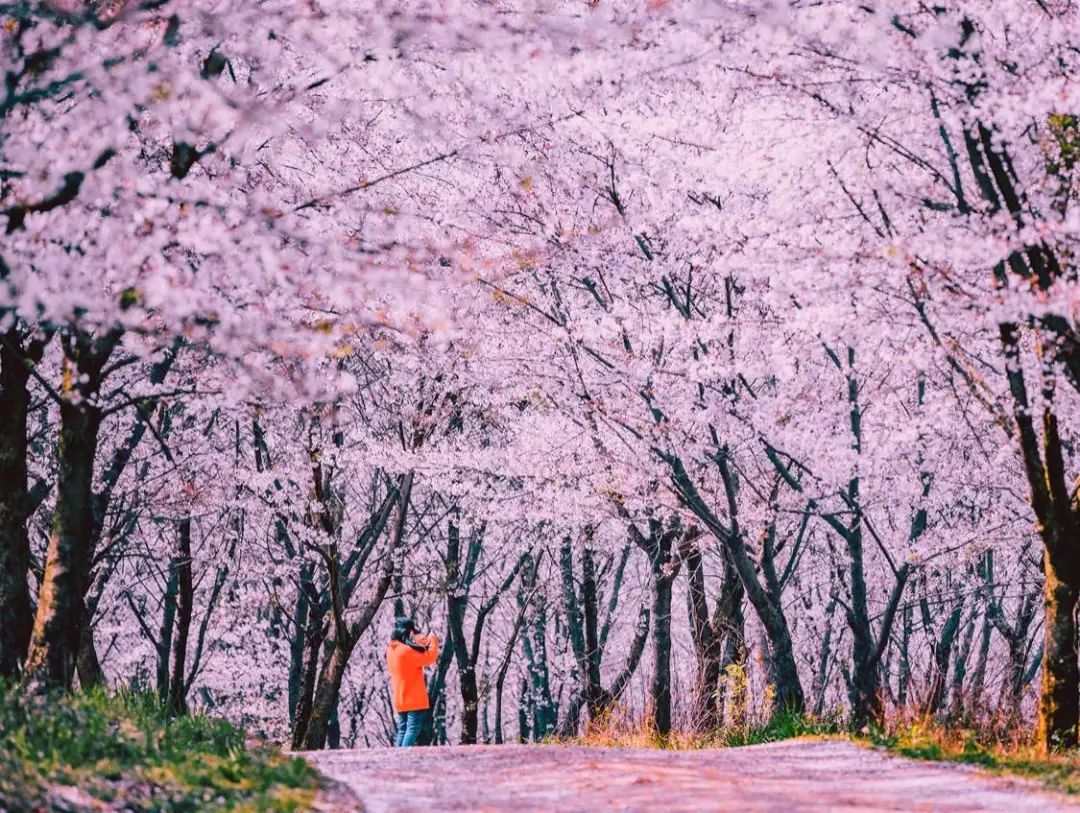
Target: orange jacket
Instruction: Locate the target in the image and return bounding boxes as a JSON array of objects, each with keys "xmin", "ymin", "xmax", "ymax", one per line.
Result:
[{"xmin": 387, "ymin": 635, "xmax": 439, "ymax": 712}]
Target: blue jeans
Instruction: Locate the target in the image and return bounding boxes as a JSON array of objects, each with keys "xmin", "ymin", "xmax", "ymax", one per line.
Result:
[{"xmin": 395, "ymin": 710, "xmax": 429, "ymax": 747}]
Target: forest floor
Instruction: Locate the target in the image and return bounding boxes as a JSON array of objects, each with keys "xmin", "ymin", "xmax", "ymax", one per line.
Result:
[{"xmin": 303, "ymin": 738, "xmax": 1080, "ymax": 813}]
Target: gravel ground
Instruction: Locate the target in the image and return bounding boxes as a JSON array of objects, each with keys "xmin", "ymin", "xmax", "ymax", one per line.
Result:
[{"xmin": 302, "ymin": 738, "xmax": 1079, "ymax": 813}]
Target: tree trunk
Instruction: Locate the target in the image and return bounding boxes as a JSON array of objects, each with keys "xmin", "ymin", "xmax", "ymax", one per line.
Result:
[
  {"xmin": 518, "ymin": 677, "xmax": 530, "ymax": 743},
  {"xmin": 423, "ymin": 620, "xmax": 455, "ymax": 746},
  {"xmin": 76, "ymin": 624, "xmax": 104, "ymax": 689},
  {"xmin": 665, "ymin": 452, "xmax": 806, "ymax": 713},
  {"xmin": 448, "ymin": 589, "xmax": 479, "ymax": 744},
  {"xmin": 1039, "ymin": 549, "xmax": 1080, "ymax": 750},
  {"xmin": 288, "ymin": 563, "xmax": 315, "ymax": 729},
  {"xmin": 167, "ymin": 517, "xmax": 194, "ymax": 716},
  {"xmin": 521, "ymin": 592, "xmax": 555, "ymax": 740},
  {"xmin": 897, "ymin": 604, "xmax": 912, "ymax": 708},
  {"xmin": 812, "ymin": 596, "xmax": 837, "ymax": 717},
  {"xmin": 558, "ymin": 537, "xmax": 587, "ymax": 725},
  {"xmin": 0, "ymin": 328, "xmax": 34, "ymax": 679},
  {"xmin": 326, "ymin": 700, "xmax": 341, "ymax": 749},
  {"xmin": 297, "ymin": 508, "xmax": 398, "ymax": 750},
  {"xmin": 948, "ymin": 606, "xmax": 978, "ymax": 721},
  {"xmin": 579, "ymin": 545, "xmax": 605, "ymax": 716},
  {"xmin": 966, "ymin": 609, "xmax": 992, "ymax": 717},
  {"xmin": 685, "ymin": 545, "xmax": 723, "ymax": 731},
  {"xmin": 845, "ymin": 526, "xmax": 882, "ymax": 727},
  {"xmin": 299, "ymin": 639, "xmax": 354, "ymax": 750},
  {"xmin": 155, "ymin": 563, "xmax": 179, "ymax": 701},
  {"xmin": 644, "ymin": 526, "xmax": 680, "ymax": 738},
  {"xmin": 291, "ymin": 611, "xmax": 325, "ymax": 749},
  {"xmin": 651, "ymin": 566, "xmax": 675, "ymax": 737},
  {"xmin": 924, "ymin": 600, "xmax": 963, "ymax": 715},
  {"xmin": 494, "ymin": 594, "xmax": 530, "ymax": 744},
  {"xmin": 961, "ymin": 128, "xmax": 1080, "ymax": 752},
  {"xmin": 24, "ymin": 397, "xmax": 103, "ymax": 690}
]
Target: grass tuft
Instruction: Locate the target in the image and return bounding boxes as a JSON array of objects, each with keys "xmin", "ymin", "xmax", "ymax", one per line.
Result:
[
  {"xmin": 560, "ymin": 707, "xmax": 841, "ymax": 750},
  {"xmin": 865, "ymin": 717, "xmax": 1080, "ymax": 796},
  {"xmin": 0, "ymin": 681, "xmax": 321, "ymax": 812}
]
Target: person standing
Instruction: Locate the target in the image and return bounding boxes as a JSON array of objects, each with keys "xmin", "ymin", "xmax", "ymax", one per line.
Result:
[{"xmin": 386, "ymin": 616, "xmax": 439, "ymax": 747}]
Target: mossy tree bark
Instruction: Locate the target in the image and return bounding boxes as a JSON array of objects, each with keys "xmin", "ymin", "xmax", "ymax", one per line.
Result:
[
  {"xmin": 0, "ymin": 326, "xmax": 50, "ymax": 679},
  {"xmin": 24, "ymin": 329, "xmax": 120, "ymax": 691}
]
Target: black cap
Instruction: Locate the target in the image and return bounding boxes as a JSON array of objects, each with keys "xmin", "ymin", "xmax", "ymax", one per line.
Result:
[{"xmin": 393, "ymin": 616, "xmax": 417, "ymax": 638}]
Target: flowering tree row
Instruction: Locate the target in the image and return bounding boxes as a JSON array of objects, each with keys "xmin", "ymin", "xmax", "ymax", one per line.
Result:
[{"xmin": 0, "ymin": 1, "xmax": 1076, "ymax": 752}]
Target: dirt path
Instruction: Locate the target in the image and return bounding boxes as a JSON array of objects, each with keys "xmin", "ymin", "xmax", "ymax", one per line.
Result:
[{"xmin": 304, "ymin": 739, "xmax": 1078, "ymax": 812}]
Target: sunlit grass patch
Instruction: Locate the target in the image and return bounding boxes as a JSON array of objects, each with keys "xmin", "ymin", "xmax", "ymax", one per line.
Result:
[
  {"xmin": 557, "ymin": 707, "xmax": 842, "ymax": 750},
  {"xmin": 0, "ymin": 681, "xmax": 321, "ymax": 811},
  {"xmin": 865, "ymin": 718, "xmax": 1080, "ymax": 796}
]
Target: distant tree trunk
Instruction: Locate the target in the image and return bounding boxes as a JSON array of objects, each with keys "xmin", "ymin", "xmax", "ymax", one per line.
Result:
[
  {"xmin": 651, "ymin": 557, "xmax": 676, "ymax": 737},
  {"xmin": 494, "ymin": 588, "xmax": 531, "ymax": 745},
  {"xmin": 295, "ymin": 469, "xmax": 401, "ymax": 750},
  {"xmin": 897, "ymin": 604, "xmax": 912, "ymax": 708},
  {"xmin": 579, "ymin": 545, "xmax": 607, "ymax": 712},
  {"xmin": 76, "ymin": 550, "xmax": 124, "ymax": 690},
  {"xmin": 948, "ymin": 606, "xmax": 978, "ymax": 721},
  {"xmin": 156, "ymin": 566, "xmax": 179, "ymax": 700},
  {"xmin": 821, "ymin": 352, "xmax": 921, "ymax": 729},
  {"xmin": 922, "ymin": 597, "xmax": 963, "ymax": 715},
  {"xmin": 77, "ymin": 343, "xmax": 179, "ymax": 690},
  {"xmin": 558, "ymin": 537, "xmax": 614, "ymax": 733},
  {"xmin": 559, "ymin": 537, "xmax": 587, "ymax": 727},
  {"xmin": 448, "ymin": 588, "xmax": 479, "ymax": 744},
  {"xmin": 24, "ymin": 332, "xmax": 118, "ymax": 691},
  {"xmin": 843, "ymin": 523, "xmax": 882, "ymax": 727},
  {"xmin": 629, "ymin": 521, "xmax": 685, "ymax": 737},
  {"xmin": 521, "ymin": 572, "xmax": 555, "ymax": 740},
  {"xmin": 966, "ymin": 610, "xmax": 993, "ymax": 718},
  {"xmin": 611, "ymin": 604, "xmax": 651, "ymax": 701},
  {"xmin": 167, "ymin": 517, "xmax": 194, "ymax": 716},
  {"xmin": 685, "ymin": 545, "xmax": 722, "ymax": 731},
  {"xmin": 446, "ymin": 520, "xmax": 479, "ymax": 744},
  {"xmin": 518, "ymin": 677, "xmax": 530, "ymax": 743},
  {"xmin": 812, "ymin": 595, "xmax": 838, "ymax": 717},
  {"xmin": 390, "ymin": 472, "xmax": 413, "ymax": 619},
  {"xmin": 423, "ymin": 620, "xmax": 455, "ymax": 746},
  {"xmin": 326, "ymin": 700, "xmax": 341, "ymax": 749},
  {"xmin": 0, "ymin": 327, "xmax": 41, "ymax": 679},
  {"xmin": 684, "ymin": 539, "xmax": 745, "ymax": 732},
  {"xmin": 664, "ymin": 451, "xmax": 806, "ymax": 714},
  {"xmin": 298, "ymin": 534, "xmax": 396, "ymax": 750}
]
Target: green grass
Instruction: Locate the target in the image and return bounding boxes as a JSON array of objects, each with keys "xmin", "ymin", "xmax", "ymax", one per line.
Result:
[
  {"xmin": 0, "ymin": 682, "xmax": 321, "ymax": 812},
  {"xmin": 712, "ymin": 708, "xmax": 841, "ymax": 747},
  {"xmin": 865, "ymin": 720, "xmax": 1080, "ymax": 796}
]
